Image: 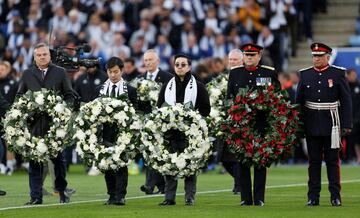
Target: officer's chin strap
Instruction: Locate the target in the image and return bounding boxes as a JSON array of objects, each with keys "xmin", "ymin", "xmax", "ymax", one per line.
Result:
[{"xmin": 305, "ymin": 101, "xmax": 341, "ymax": 149}]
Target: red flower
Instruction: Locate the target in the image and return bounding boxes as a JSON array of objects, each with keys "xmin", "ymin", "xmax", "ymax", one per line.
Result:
[
  {"xmin": 230, "ymin": 127, "xmax": 238, "ymax": 134},
  {"xmin": 235, "ymin": 95, "xmax": 241, "ymax": 103}
]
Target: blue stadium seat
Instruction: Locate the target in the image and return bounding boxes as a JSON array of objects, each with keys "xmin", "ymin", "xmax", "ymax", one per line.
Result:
[{"xmin": 349, "ymin": 35, "xmax": 360, "ymax": 46}]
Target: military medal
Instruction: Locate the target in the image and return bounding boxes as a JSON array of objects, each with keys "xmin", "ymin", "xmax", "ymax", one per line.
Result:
[{"xmin": 328, "ymin": 79, "xmax": 333, "ymax": 87}]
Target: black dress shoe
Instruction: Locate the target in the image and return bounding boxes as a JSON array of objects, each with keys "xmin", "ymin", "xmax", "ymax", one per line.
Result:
[
  {"xmin": 240, "ymin": 201, "xmax": 252, "ymax": 206},
  {"xmin": 306, "ymin": 199, "xmax": 319, "ymax": 206},
  {"xmin": 0, "ymin": 189, "xmax": 6, "ymax": 196},
  {"xmin": 104, "ymin": 199, "xmax": 117, "ymax": 205},
  {"xmin": 140, "ymin": 185, "xmax": 154, "ymax": 194},
  {"xmin": 331, "ymin": 199, "xmax": 341, "ymax": 206},
  {"xmin": 25, "ymin": 198, "xmax": 43, "ymax": 205},
  {"xmin": 159, "ymin": 200, "xmax": 176, "ymax": 206},
  {"xmin": 116, "ymin": 198, "xmax": 126, "ymax": 206},
  {"xmin": 185, "ymin": 198, "xmax": 195, "ymax": 206},
  {"xmin": 254, "ymin": 200, "xmax": 265, "ymax": 206},
  {"xmin": 60, "ymin": 192, "xmax": 70, "ymax": 203}
]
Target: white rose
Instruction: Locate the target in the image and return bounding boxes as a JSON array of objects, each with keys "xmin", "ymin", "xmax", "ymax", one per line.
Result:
[
  {"xmin": 37, "ymin": 141, "xmax": 48, "ymax": 154},
  {"xmin": 56, "ymin": 129, "xmax": 67, "ymax": 138},
  {"xmin": 91, "ymin": 105, "xmax": 102, "ymax": 116},
  {"xmin": 105, "ymin": 105, "xmax": 113, "ymax": 114},
  {"xmin": 10, "ymin": 109, "xmax": 22, "ymax": 118},
  {"xmin": 54, "ymin": 104, "xmax": 64, "ymax": 113},
  {"xmin": 35, "ymin": 93, "xmax": 45, "ymax": 105},
  {"xmin": 74, "ymin": 130, "xmax": 86, "ymax": 141},
  {"xmin": 89, "ymin": 134, "xmax": 97, "ymax": 144},
  {"xmin": 16, "ymin": 137, "xmax": 26, "ymax": 147},
  {"xmin": 176, "ymin": 158, "xmax": 186, "ymax": 170}
]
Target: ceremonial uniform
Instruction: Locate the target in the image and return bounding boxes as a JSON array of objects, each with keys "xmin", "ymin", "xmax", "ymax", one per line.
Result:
[
  {"xmin": 296, "ymin": 43, "xmax": 352, "ymax": 206},
  {"xmin": 227, "ymin": 44, "xmax": 280, "ymax": 206},
  {"xmin": 139, "ymin": 68, "xmax": 173, "ymax": 194}
]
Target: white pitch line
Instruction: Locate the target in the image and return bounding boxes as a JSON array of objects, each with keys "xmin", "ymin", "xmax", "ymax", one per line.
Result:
[{"xmin": 1, "ymin": 179, "xmax": 359, "ymax": 211}]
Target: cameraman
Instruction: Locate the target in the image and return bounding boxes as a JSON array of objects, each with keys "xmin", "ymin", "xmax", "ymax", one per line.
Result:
[{"xmin": 74, "ymin": 63, "xmax": 107, "ymax": 103}]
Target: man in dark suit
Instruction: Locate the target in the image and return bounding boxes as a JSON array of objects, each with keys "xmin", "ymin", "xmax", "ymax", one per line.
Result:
[
  {"xmin": 94, "ymin": 57, "xmax": 137, "ymax": 206},
  {"xmin": 17, "ymin": 42, "xmax": 78, "ymax": 205},
  {"xmin": 122, "ymin": 57, "xmax": 141, "ymax": 82},
  {"xmin": 157, "ymin": 54, "xmax": 210, "ymax": 206},
  {"xmin": 296, "ymin": 43, "xmax": 352, "ymax": 207},
  {"xmin": 217, "ymin": 49, "xmax": 244, "ymax": 195},
  {"xmin": 139, "ymin": 49, "xmax": 173, "ymax": 195},
  {"xmin": 227, "ymin": 43, "xmax": 280, "ymax": 206}
]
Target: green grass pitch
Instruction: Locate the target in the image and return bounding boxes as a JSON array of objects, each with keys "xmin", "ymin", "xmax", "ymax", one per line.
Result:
[{"xmin": 0, "ymin": 165, "xmax": 359, "ymax": 218}]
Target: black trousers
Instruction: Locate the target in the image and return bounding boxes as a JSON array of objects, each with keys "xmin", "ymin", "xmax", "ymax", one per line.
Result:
[
  {"xmin": 239, "ymin": 163, "xmax": 266, "ymax": 204},
  {"xmin": 163, "ymin": 138, "xmax": 196, "ymax": 201},
  {"xmin": 104, "ymin": 167, "xmax": 128, "ymax": 200},
  {"xmin": 306, "ymin": 135, "xmax": 341, "ymax": 201},
  {"xmin": 222, "ymin": 161, "xmax": 241, "ymax": 190},
  {"xmin": 145, "ymin": 168, "xmax": 165, "ymax": 192},
  {"xmin": 29, "ymin": 152, "xmax": 67, "ymax": 200}
]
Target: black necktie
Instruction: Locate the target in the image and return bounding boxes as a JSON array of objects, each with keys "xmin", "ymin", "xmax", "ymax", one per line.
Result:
[
  {"xmin": 110, "ymin": 84, "xmax": 117, "ymax": 97},
  {"xmin": 41, "ymin": 70, "xmax": 45, "ymax": 80}
]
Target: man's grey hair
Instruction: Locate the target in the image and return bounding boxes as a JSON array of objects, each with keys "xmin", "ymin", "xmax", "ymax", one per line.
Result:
[
  {"xmin": 228, "ymin": 49, "xmax": 243, "ymax": 59},
  {"xmin": 143, "ymin": 49, "xmax": 159, "ymax": 60}
]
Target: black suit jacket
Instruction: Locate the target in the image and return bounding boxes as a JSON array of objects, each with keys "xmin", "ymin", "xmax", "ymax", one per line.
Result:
[
  {"xmin": 139, "ymin": 69, "xmax": 173, "ymax": 114},
  {"xmin": 296, "ymin": 65, "xmax": 352, "ymax": 136},
  {"xmin": 17, "ymin": 63, "xmax": 78, "ymax": 137},
  {"xmin": 139, "ymin": 69, "xmax": 173, "ymax": 84}
]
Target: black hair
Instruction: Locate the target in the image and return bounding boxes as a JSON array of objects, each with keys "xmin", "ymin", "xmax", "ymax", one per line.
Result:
[
  {"xmin": 174, "ymin": 54, "xmax": 191, "ymax": 66},
  {"xmin": 124, "ymin": 57, "xmax": 135, "ymax": 65},
  {"xmin": 106, "ymin": 56, "xmax": 124, "ymax": 69}
]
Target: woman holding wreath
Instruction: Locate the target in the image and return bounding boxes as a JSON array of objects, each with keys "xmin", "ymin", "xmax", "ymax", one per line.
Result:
[
  {"xmin": 226, "ymin": 43, "xmax": 280, "ymax": 206},
  {"xmin": 157, "ymin": 54, "xmax": 210, "ymax": 206}
]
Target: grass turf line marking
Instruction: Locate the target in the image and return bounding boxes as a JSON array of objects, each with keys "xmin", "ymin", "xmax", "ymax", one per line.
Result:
[{"xmin": 1, "ymin": 179, "xmax": 359, "ymax": 211}]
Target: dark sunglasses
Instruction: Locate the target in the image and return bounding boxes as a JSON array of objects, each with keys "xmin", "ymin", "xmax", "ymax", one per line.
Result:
[{"xmin": 175, "ymin": 63, "xmax": 188, "ymax": 68}]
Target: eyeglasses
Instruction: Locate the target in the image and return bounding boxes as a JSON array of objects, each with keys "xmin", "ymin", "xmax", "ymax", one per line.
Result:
[{"xmin": 175, "ymin": 63, "xmax": 188, "ymax": 68}]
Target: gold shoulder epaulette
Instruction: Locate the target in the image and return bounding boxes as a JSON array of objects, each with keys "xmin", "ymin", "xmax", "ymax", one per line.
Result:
[
  {"xmin": 299, "ymin": 66, "xmax": 313, "ymax": 72},
  {"xmin": 331, "ymin": 65, "xmax": 346, "ymax": 71},
  {"xmin": 260, "ymin": 65, "xmax": 275, "ymax": 70}
]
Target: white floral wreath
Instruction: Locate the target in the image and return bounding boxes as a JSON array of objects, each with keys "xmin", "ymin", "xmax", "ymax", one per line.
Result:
[
  {"xmin": 140, "ymin": 103, "xmax": 212, "ymax": 178},
  {"xmin": 130, "ymin": 78, "xmax": 161, "ymax": 107},
  {"xmin": 3, "ymin": 89, "xmax": 72, "ymax": 162},
  {"xmin": 73, "ymin": 97, "xmax": 141, "ymax": 171},
  {"xmin": 206, "ymin": 73, "xmax": 228, "ymax": 137}
]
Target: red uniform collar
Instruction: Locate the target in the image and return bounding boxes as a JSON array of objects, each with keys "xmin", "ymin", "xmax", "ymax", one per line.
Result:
[
  {"xmin": 314, "ymin": 65, "xmax": 329, "ymax": 72},
  {"xmin": 245, "ymin": 66, "xmax": 258, "ymax": 71}
]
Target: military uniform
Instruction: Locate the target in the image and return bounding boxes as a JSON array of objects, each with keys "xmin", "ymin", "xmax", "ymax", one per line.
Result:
[
  {"xmin": 296, "ymin": 42, "xmax": 352, "ymax": 206},
  {"xmin": 227, "ymin": 43, "xmax": 280, "ymax": 206}
]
